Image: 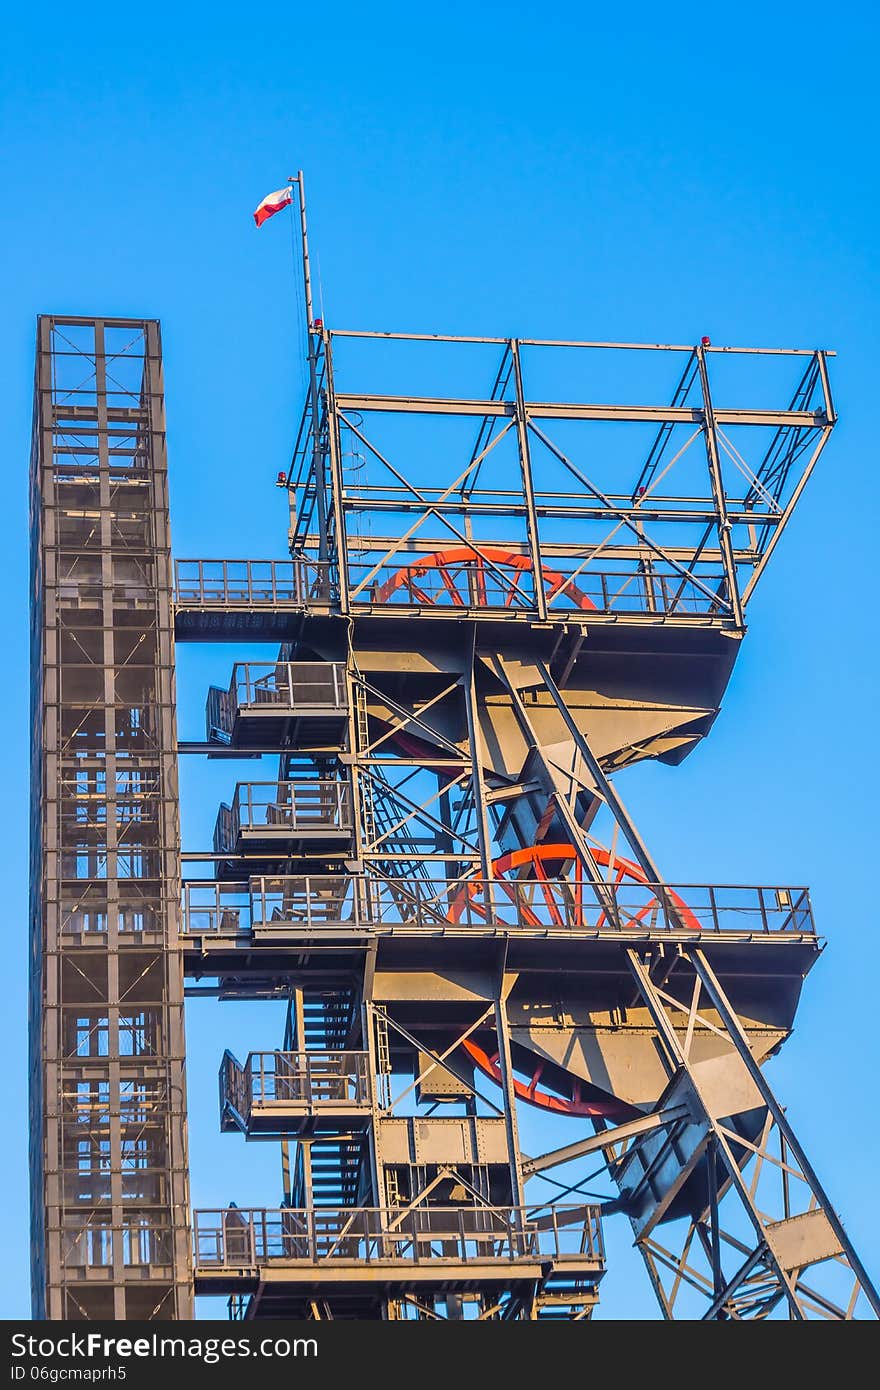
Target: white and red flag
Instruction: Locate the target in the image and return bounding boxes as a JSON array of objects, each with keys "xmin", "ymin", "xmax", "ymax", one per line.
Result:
[{"xmin": 253, "ymin": 185, "xmax": 294, "ymax": 227}]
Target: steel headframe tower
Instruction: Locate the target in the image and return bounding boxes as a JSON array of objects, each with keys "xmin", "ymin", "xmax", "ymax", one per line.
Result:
[{"xmin": 31, "ymin": 314, "xmax": 879, "ymax": 1316}]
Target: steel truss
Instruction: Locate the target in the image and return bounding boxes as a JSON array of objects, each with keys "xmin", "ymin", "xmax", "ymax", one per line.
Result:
[
  {"xmin": 180, "ymin": 614, "xmax": 878, "ymax": 1317},
  {"xmin": 185, "ymin": 327, "xmax": 865, "ymax": 1320},
  {"xmin": 29, "ymin": 318, "xmax": 191, "ymax": 1319},
  {"xmin": 495, "ymin": 663, "xmax": 878, "ymax": 1319},
  {"xmin": 32, "ymin": 298, "xmax": 874, "ymax": 1321},
  {"xmin": 285, "ymin": 331, "xmax": 835, "ymax": 627}
]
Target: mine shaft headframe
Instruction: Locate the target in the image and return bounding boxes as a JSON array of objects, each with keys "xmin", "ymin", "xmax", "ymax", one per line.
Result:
[{"xmin": 285, "ymin": 332, "xmax": 834, "ymax": 626}]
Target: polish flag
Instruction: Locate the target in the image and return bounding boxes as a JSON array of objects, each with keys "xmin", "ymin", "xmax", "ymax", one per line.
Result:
[{"xmin": 253, "ymin": 185, "xmax": 294, "ymax": 227}]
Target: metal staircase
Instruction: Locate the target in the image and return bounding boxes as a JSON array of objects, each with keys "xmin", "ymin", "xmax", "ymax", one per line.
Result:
[
  {"xmin": 300, "ymin": 989, "xmax": 356, "ymax": 1052},
  {"xmin": 298, "ymin": 1141, "xmax": 364, "ymax": 1208}
]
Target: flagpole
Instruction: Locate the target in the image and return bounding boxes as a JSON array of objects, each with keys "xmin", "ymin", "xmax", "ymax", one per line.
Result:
[{"xmin": 289, "ymin": 170, "xmax": 329, "ymax": 563}]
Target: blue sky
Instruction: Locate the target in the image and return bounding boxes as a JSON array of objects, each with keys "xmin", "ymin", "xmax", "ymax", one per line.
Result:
[{"xmin": 3, "ymin": 1, "xmax": 879, "ymax": 1319}]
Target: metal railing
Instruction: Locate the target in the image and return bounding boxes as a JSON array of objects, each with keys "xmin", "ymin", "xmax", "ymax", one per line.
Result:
[
  {"xmin": 184, "ymin": 880, "xmax": 252, "ymax": 933},
  {"xmin": 220, "ymin": 1050, "xmax": 371, "ymax": 1124},
  {"xmin": 551, "ymin": 566, "xmax": 727, "ymax": 617},
  {"xmin": 232, "ymin": 661, "xmax": 346, "ymax": 712},
  {"xmin": 212, "ymin": 782, "xmax": 353, "ymax": 853},
  {"xmin": 346, "ymin": 557, "xmax": 729, "ymax": 617},
  {"xmin": 174, "ymin": 556, "xmax": 729, "ymax": 618},
  {"xmin": 207, "ymin": 663, "xmax": 346, "ymax": 742},
  {"xmin": 175, "ymin": 559, "xmax": 334, "ymax": 608},
  {"xmin": 59, "ymin": 1221, "xmax": 174, "ymax": 1270},
  {"xmin": 182, "ymin": 874, "xmax": 815, "ymax": 939},
  {"xmin": 193, "ymin": 1204, "xmax": 603, "ymax": 1270}
]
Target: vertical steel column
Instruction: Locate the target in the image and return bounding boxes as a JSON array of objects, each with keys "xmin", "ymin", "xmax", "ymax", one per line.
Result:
[
  {"xmin": 740, "ymin": 352, "xmax": 835, "ymax": 607},
  {"xmin": 361, "ymin": 999, "xmax": 385, "ymax": 1210},
  {"xmin": 462, "ymin": 638, "xmax": 492, "ymax": 885},
  {"xmin": 695, "ymin": 346, "xmax": 744, "ymax": 629},
  {"xmin": 29, "ymin": 315, "xmax": 54, "ymax": 1319},
  {"xmin": 493, "ymin": 981, "xmax": 526, "ymax": 1209},
  {"xmin": 29, "ymin": 317, "xmax": 192, "ymax": 1320},
  {"xmin": 343, "ymin": 663, "xmax": 367, "ymax": 870},
  {"xmin": 322, "ymin": 336, "xmax": 351, "ymax": 612},
  {"xmin": 509, "ymin": 340, "xmax": 547, "ymax": 620}
]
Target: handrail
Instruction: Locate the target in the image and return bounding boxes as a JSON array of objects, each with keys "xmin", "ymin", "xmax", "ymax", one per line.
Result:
[
  {"xmin": 57, "ymin": 1220, "xmax": 174, "ymax": 1270},
  {"xmin": 174, "ymin": 555, "xmax": 730, "ymax": 618},
  {"xmin": 233, "ymin": 781, "xmax": 352, "ymax": 831},
  {"xmin": 231, "ymin": 661, "xmax": 346, "ymax": 712},
  {"xmin": 350, "ymin": 556, "xmax": 728, "ymax": 617},
  {"xmin": 213, "ymin": 782, "xmax": 353, "ymax": 853},
  {"xmin": 207, "ymin": 664, "xmax": 346, "ymax": 742},
  {"xmin": 175, "ymin": 558, "xmax": 335, "ymax": 607},
  {"xmin": 220, "ymin": 1049, "xmax": 372, "ymax": 1121},
  {"xmin": 192, "ymin": 1204, "xmax": 604, "ymax": 1269},
  {"xmin": 182, "ymin": 874, "xmax": 816, "ymax": 938}
]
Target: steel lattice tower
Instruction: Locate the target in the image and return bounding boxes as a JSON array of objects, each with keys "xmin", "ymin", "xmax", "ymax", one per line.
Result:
[
  {"xmin": 30, "ymin": 232, "xmax": 879, "ymax": 1319},
  {"xmin": 30, "ymin": 319, "xmax": 191, "ymax": 1318}
]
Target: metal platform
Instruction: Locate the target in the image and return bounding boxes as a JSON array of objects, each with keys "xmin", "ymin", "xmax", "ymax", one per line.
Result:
[
  {"xmin": 220, "ymin": 1050, "xmax": 373, "ymax": 1138},
  {"xmin": 206, "ymin": 661, "xmax": 348, "ymax": 750},
  {"xmin": 192, "ymin": 1204, "xmax": 605, "ymax": 1321},
  {"xmin": 213, "ymin": 781, "xmax": 354, "ymax": 861}
]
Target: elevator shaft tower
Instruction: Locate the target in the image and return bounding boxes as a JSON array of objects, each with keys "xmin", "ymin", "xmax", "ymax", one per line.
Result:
[{"xmin": 29, "ymin": 318, "xmax": 191, "ymax": 1319}]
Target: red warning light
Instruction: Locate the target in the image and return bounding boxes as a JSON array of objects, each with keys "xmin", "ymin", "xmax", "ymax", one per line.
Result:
[
  {"xmin": 276, "ymin": 472, "xmax": 287, "ymax": 487},
  {"xmin": 312, "ymin": 318, "xmax": 324, "ymax": 331},
  {"xmin": 701, "ymin": 336, "xmax": 712, "ymax": 347}
]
